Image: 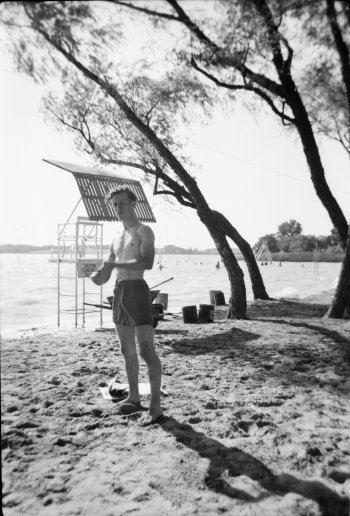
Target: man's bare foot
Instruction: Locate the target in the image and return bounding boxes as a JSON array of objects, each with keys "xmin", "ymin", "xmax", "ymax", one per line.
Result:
[
  {"xmin": 138, "ymin": 409, "xmax": 164, "ymax": 426},
  {"xmin": 118, "ymin": 396, "xmax": 141, "ymax": 407},
  {"xmin": 116, "ymin": 401, "xmax": 142, "ymax": 415}
]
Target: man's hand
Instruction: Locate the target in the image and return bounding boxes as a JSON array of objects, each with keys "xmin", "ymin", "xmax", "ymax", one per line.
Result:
[{"xmin": 90, "ymin": 262, "xmax": 114, "ymax": 285}]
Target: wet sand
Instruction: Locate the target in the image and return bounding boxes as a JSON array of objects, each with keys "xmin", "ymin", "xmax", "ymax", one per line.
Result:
[{"xmin": 2, "ymin": 291, "xmax": 350, "ymax": 515}]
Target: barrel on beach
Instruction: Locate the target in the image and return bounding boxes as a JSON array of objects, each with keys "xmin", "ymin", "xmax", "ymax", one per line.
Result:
[
  {"xmin": 182, "ymin": 305, "xmax": 198, "ymax": 323},
  {"xmin": 152, "ymin": 303, "xmax": 164, "ymax": 319},
  {"xmin": 155, "ymin": 292, "xmax": 168, "ymax": 310},
  {"xmin": 198, "ymin": 304, "xmax": 214, "ymax": 323},
  {"xmin": 209, "ymin": 290, "xmax": 226, "ymax": 305},
  {"xmin": 214, "ymin": 291, "xmax": 226, "ymax": 305}
]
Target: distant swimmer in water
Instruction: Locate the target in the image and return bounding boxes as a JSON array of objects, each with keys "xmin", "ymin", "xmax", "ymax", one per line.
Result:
[{"xmin": 216, "ymin": 261, "xmax": 220, "ymax": 269}]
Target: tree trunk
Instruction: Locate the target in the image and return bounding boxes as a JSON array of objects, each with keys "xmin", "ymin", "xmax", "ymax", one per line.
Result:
[
  {"xmin": 201, "ymin": 212, "xmax": 247, "ymax": 319},
  {"xmin": 286, "ymin": 89, "xmax": 350, "ymax": 318},
  {"xmin": 325, "ymin": 223, "xmax": 350, "ymax": 318},
  {"xmin": 213, "ymin": 210, "xmax": 270, "ymax": 300},
  {"xmin": 285, "ymin": 86, "xmax": 348, "ymax": 248},
  {"xmin": 190, "ymin": 189, "xmax": 247, "ymax": 318}
]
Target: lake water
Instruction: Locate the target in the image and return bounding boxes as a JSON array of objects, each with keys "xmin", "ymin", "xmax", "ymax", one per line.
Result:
[{"xmin": 0, "ymin": 254, "xmax": 341, "ymax": 337}]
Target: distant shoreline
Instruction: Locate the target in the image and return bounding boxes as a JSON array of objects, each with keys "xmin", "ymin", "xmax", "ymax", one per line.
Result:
[
  {"xmin": 0, "ymin": 250, "xmax": 343, "ymax": 262},
  {"xmin": 1, "ymin": 288, "xmax": 339, "ymax": 340}
]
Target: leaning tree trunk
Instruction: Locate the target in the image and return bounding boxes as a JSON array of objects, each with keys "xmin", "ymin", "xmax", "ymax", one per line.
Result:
[
  {"xmin": 201, "ymin": 213, "xmax": 247, "ymax": 319},
  {"xmin": 285, "ymin": 86, "xmax": 348, "ymax": 248},
  {"xmin": 325, "ymin": 223, "xmax": 350, "ymax": 318},
  {"xmin": 213, "ymin": 210, "xmax": 270, "ymax": 300},
  {"xmin": 286, "ymin": 88, "xmax": 350, "ymax": 318},
  {"xmin": 189, "ymin": 185, "xmax": 247, "ymax": 318}
]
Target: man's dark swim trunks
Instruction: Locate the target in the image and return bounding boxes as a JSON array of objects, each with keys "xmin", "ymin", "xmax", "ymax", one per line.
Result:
[{"xmin": 112, "ymin": 279, "xmax": 153, "ymax": 326}]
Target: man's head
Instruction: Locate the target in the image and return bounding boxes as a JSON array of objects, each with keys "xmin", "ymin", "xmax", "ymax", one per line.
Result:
[{"xmin": 106, "ymin": 187, "xmax": 138, "ymax": 222}]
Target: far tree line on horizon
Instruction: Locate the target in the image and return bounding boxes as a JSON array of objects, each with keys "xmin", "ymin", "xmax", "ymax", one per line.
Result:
[
  {"xmin": 0, "ymin": 218, "xmax": 342, "ymax": 258},
  {"xmin": 1, "ymin": 0, "xmax": 349, "ymax": 318},
  {"xmin": 254, "ymin": 219, "xmax": 343, "ymax": 254}
]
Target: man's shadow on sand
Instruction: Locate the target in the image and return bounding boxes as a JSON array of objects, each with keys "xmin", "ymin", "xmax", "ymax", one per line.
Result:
[{"xmin": 157, "ymin": 416, "xmax": 349, "ymax": 516}]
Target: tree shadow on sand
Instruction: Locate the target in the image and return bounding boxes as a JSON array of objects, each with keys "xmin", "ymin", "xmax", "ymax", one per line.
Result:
[
  {"xmin": 159, "ymin": 416, "xmax": 349, "ymax": 516},
  {"xmin": 162, "ymin": 326, "xmax": 261, "ymax": 356},
  {"xmin": 257, "ymin": 319, "xmax": 350, "ymax": 363},
  {"xmin": 163, "ymin": 322, "xmax": 350, "ymax": 395},
  {"xmin": 247, "ymin": 299, "xmax": 330, "ymax": 319},
  {"xmin": 155, "ymin": 329, "xmax": 190, "ymax": 336}
]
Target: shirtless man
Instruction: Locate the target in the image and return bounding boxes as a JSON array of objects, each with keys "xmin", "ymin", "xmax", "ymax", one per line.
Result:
[{"xmin": 92, "ymin": 187, "xmax": 163, "ymax": 425}]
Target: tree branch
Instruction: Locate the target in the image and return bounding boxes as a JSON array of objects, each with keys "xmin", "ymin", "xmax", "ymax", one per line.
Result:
[
  {"xmin": 104, "ymin": 0, "xmax": 179, "ymax": 21},
  {"xmin": 48, "ymin": 97, "xmax": 196, "ymax": 207},
  {"xmin": 251, "ymin": 0, "xmax": 293, "ymax": 77},
  {"xmin": 36, "ymin": 35, "xmax": 196, "ymax": 190},
  {"xmin": 166, "ymin": 0, "xmax": 218, "ymax": 51},
  {"xmin": 318, "ymin": 117, "xmax": 350, "ymax": 154},
  {"xmin": 143, "ymin": 99, "xmax": 161, "ymax": 125},
  {"xmin": 169, "ymin": 0, "xmax": 286, "ymax": 98},
  {"xmin": 99, "ymin": 155, "xmax": 196, "ymax": 208},
  {"xmin": 191, "ymin": 58, "xmax": 295, "ymax": 124},
  {"xmin": 153, "ymin": 187, "xmax": 195, "ymax": 207},
  {"xmin": 81, "ymin": 113, "xmax": 93, "ymax": 143},
  {"xmin": 326, "ymin": 0, "xmax": 350, "ymax": 119},
  {"xmin": 153, "ymin": 164, "xmax": 195, "ymax": 207},
  {"xmin": 110, "ymin": 0, "xmax": 285, "ymax": 99}
]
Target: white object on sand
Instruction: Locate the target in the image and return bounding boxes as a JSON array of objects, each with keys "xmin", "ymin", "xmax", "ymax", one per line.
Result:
[{"xmin": 100, "ymin": 382, "xmax": 168, "ymax": 400}]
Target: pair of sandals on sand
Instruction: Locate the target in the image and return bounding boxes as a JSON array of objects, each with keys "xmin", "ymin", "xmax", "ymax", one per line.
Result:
[{"xmin": 108, "ymin": 379, "xmax": 164, "ymax": 426}]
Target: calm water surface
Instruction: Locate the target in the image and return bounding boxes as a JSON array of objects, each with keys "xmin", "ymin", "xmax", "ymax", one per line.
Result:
[{"xmin": 0, "ymin": 254, "xmax": 340, "ymax": 337}]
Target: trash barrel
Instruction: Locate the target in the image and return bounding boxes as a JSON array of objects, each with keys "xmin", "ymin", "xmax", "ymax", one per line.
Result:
[
  {"xmin": 152, "ymin": 303, "xmax": 164, "ymax": 319},
  {"xmin": 210, "ymin": 290, "xmax": 226, "ymax": 305},
  {"xmin": 209, "ymin": 290, "xmax": 220, "ymax": 304},
  {"xmin": 182, "ymin": 305, "xmax": 198, "ymax": 323},
  {"xmin": 214, "ymin": 291, "xmax": 226, "ymax": 305},
  {"xmin": 198, "ymin": 304, "xmax": 214, "ymax": 322},
  {"xmin": 155, "ymin": 292, "xmax": 168, "ymax": 310}
]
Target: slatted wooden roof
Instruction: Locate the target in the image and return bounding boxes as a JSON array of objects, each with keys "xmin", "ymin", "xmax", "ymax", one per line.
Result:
[{"xmin": 43, "ymin": 159, "xmax": 156, "ymax": 223}]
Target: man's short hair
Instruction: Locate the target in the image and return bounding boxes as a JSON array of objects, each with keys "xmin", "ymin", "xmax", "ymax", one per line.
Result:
[{"xmin": 106, "ymin": 187, "xmax": 138, "ymax": 203}]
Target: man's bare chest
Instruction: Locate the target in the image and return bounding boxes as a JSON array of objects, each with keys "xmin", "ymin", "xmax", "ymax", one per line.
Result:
[{"xmin": 113, "ymin": 231, "xmax": 140, "ymax": 258}]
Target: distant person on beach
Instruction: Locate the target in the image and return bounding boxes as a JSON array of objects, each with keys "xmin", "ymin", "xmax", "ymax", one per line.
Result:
[
  {"xmin": 216, "ymin": 261, "xmax": 220, "ymax": 269},
  {"xmin": 91, "ymin": 187, "xmax": 163, "ymax": 426}
]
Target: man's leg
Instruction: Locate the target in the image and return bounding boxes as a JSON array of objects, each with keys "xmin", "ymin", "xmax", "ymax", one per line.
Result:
[
  {"xmin": 136, "ymin": 325, "xmax": 163, "ymax": 423},
  {"xmin": 116, "ymin": 324, "xmax": 140, "ymax": 405}
]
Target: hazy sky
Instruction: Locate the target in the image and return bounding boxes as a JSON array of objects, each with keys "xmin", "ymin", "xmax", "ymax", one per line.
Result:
[{"xmin": 1, "ymin": 5, "xmax": 349, "ymax": 250}]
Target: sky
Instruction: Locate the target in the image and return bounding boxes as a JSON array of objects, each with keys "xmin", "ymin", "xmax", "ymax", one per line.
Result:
[{"xmin": 0, "ymin": 5, "xmax": 349, "ymax": 251}]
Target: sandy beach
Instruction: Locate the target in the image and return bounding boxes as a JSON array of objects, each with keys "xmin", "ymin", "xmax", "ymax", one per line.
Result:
[{"xmin": 2, "ymin": 291, "xmax": 350, "ymax": 516}]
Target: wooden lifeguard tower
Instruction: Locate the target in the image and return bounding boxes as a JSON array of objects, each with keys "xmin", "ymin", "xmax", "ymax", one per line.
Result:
[{"xmin": 44, "ymin": 159, "xmax": 156, "ymax": 327}]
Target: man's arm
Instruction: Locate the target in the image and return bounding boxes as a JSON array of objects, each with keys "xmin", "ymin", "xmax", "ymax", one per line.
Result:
[
  {"xmin": 106, "ymin": 244, "xmax": 116, "ymax": 264},
  {"xmin": 107, "ymin": 225, "xmax": 155, "ymax": 271},
  {"xmin": 90, "ymin": 242, "xmax": 115, "ymax": 285}
]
